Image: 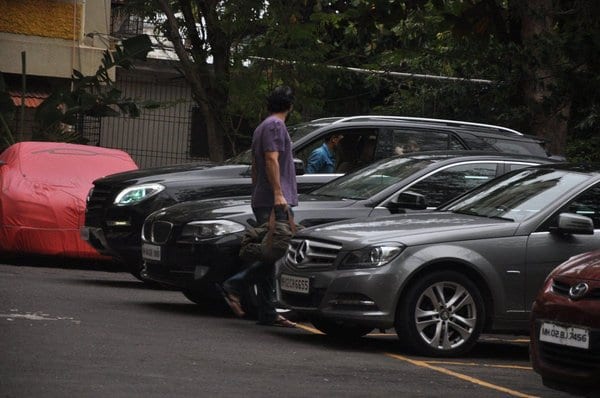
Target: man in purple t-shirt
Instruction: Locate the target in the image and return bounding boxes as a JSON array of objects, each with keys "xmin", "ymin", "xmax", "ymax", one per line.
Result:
[
  {"xmin": 251, "ymin": 86, "xmax": 298, "ymax": 223},
  {"xmin": 220, "ymin": 86, "xmax": 297, "ymax": 328}
]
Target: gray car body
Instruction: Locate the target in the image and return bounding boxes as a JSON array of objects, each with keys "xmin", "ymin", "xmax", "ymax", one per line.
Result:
[
  {"xmin": 140, "ymin": 152, "xmax": 553, "ymax": 292},
  {"xmin": 275, "ymin": 164, "xmax": 600, "ymax": 333}
]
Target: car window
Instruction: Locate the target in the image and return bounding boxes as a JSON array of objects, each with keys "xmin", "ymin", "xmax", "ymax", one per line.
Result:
[
  {"xmin": 295, "ymin": 128, "xmax": 379, "ymax": 173},
  {"xmin": 310, "ymin": 157, "xmax": 434, "ymax": 200},
  {"xmin": 446, "ymin": 168, "xmax": 591, "ymax": 222},
  {"xmin": 403, "ymin": 163, "xmax": 498, "ymax": 208},
  {"xmin": 380, "ymin": 128, "xmax": 464, "ymax": 156},
  {"xmin": 544, "ymin": 183, "xmax": 600, "ymax": 229},
  {"xmin": 482, "ymin": 137, "xmax": 548, "ymax": 157},
  {"xmin": 507, "ymin": 162, "xmax": 539, "ymax": 172},
  {"xmin": 225, "ymin": 121, "xmax": 333, "ymax": 165}
]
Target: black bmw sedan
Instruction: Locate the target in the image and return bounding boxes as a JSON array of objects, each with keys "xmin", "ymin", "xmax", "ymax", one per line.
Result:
[{"xmin": 140, "ymin": 151, "xmax": 554, "ymax": 305}]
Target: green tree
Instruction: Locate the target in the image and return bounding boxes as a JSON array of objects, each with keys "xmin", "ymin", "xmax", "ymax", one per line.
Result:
[
  {"xmin": 124, "ymin": 0, "xmax": 599, "ymax": 159},
  {"xmin": 298, "ymin": 0, "xmax": 599, "ymax": 158}
]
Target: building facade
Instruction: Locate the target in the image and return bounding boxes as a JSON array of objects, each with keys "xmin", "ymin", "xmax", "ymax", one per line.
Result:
[{"xmin": 1, "ymin": 0, "xmax": 202, "ymax": 168}]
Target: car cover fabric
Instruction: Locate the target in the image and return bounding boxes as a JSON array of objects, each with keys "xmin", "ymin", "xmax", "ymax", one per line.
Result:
[{"xmin": 0, "ymin": 141, "xmax": 138, "ymax": 258}]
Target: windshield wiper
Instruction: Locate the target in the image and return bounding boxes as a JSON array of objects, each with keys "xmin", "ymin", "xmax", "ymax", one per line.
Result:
[
  {"xmin": 487, "ymin": 215, "xmax": 515, "ymax": 222},
  {"xmin": 452, "ymin": 209, "xmax": 482, "ymax": 217}
]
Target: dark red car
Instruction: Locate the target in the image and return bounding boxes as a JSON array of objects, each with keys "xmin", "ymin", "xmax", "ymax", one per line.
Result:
[{"xmin": 530, "ymin": 249, "xmax": 600, "ymax": 396}]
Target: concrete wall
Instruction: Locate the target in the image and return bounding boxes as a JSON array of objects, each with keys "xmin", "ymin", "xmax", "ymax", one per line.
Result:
[{"xmin": 0, "ymin": 0, "xmax": 111, "ymax": 79}]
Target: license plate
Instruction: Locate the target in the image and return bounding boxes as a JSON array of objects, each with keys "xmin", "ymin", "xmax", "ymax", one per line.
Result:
[
  {"xmin": 80, "ymin": 227, "xmax": 90, "ymax": 241},
  {"xmin": 280, "ymin": 274, "xmax": 310, "ymax": 294},
  {"xmin": 539, "ymin": 321, "xmax": 589, "ymax": 349},
  {"xmin": 142, "ymin": 243, "xmax": 161, "ymax": 262}
]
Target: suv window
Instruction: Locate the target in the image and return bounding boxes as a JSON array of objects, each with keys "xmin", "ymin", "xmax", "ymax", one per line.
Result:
[
  {"xmin": 383, "ymin": 128, "xmax": 464, "ymax": 156},
  {"xmin": 482, "ymin": 137, "xmax": 547, "ymax": 157},
  {"xmin": 295, "ymin": 128, "xmax": 380, "ymax": 173},
  {"xmin": 402, "ymin": 162, "xmax": 498, "ymax": 207}
]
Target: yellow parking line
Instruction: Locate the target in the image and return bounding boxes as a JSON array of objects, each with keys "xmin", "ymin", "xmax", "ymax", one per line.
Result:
[
  {"xmin": 424, "ymin": 360, "xmax": 532, "ymax": 371},
  {"xmin": 295, "ymin": 323, "xmax": 536, "ymax": 396},
  {"xmin": 296, "ymin": 323, "xmax": 323, "ymax": 334},
  {"xmin": 480, "ymin": 336, "xmax": 530, "ymax": 344},
  {"xmin": 385, "ymin": 353, "xmax": 538, "ymax": 398}
]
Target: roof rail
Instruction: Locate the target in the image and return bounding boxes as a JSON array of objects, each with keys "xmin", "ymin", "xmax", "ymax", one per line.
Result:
[
  {"xmin": 309, "ymin": 117, "xmax": 345, "ymax": 123},
  {"xmin": 331, "ymin": 115, "xmax": 523, "ymax": 136}
]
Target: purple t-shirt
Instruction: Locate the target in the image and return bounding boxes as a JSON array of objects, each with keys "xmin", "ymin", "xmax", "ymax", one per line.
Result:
[{"xmin": 251, "ymin": 115, "xmax": 298, "ymax": 207}]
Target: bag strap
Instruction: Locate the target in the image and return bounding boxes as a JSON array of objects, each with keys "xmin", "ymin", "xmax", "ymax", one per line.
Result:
[
  {"xmin": 265, "ymin": 205, "xmax": 296, "ymax": 248},
  {"xmin": 267, "ymin": 205, "xmax": 296, "ymax": 232}
]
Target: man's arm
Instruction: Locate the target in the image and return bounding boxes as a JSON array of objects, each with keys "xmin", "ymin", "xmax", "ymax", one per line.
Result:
[{"xmin": 264, "ymin": 151, "xmax": 286, "ymax": 207}]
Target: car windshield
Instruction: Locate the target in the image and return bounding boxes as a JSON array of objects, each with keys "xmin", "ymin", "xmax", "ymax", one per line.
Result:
[
  {"xmin": 444, "ymin": 167, "xmax": 590, "ymax": 222},
  {"xmin": 224, "ymin": 121, "xmax": 336, "ymax": 165},
  {"xmin": 309, "ymin": 156, "xmax": 434, "ymax": 200}
]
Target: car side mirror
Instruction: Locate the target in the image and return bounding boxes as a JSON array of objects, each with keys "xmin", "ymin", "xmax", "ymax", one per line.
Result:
[
  {"xmin": 554, "ymin": 213, "xmax": 594, "ymax": 235},
  {"xmin": 294, "ymin": 158, "xmax": 305, "ymax": 176},
  {"xmin": 387, "ymin": 191, "xmax": 427, "ymax": 213}
]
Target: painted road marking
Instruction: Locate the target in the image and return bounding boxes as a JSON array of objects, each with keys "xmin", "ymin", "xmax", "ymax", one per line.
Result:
[
  {"xmin": 295, "ymin": 322, "xmax": 536, "ymax": 397},
  {"xmin": 385, "ymin": 353, "xmax": 538, "ymax": 398},
  {"xmin": 0, "ymin": 309, "xmax": 80, "ymax": 324},
  {"xmin": 425, "ymin": 360, "xmax": 532, "ymax": 371}
]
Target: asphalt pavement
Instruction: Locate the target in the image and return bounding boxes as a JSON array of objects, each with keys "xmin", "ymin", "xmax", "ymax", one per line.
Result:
[{"xmin": 0, "ymin": 260, "xmax": 572, "ymax": 398}]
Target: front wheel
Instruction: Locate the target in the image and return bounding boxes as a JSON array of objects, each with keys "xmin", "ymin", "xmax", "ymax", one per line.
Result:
[
  {"xmin": 395, "ymin": 270, "xmax": 485, "ymax": 357},
  {"xmin": 310, "ymin": 316, "xmax": 373, "ymax": 340}
]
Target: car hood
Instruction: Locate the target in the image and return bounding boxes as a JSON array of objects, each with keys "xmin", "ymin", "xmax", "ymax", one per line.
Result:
[
  {"xmin": 300, "ymin": 212, "xmax": 519, "ymax": 247},
  {"xmin": 550, "ymin": 250, "xmax": 600, "ymax": 282},
  {"xmin": 148, "ymin": 195, "xmax": 359, "ymax": 225},
  {"xmin": 93, "ymin": 161, "xmax": 251, "ymax": 186}
]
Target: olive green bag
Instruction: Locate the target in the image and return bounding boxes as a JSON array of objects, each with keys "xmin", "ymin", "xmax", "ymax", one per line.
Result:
[{"xmin": 239, "ymin": 207, "xmax": 302, "ymax": 264}]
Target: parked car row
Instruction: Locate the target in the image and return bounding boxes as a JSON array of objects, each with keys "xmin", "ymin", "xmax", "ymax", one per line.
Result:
[
  {"xmin": 81, "ymin": 115, "xmax": 556, "ymax": 278},
  {"xmin": 140, "ymin": 151, "xmax": 553, "ymax": 306}
]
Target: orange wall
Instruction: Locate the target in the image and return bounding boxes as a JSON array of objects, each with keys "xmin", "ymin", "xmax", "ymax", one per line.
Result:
[{"xmin": 0, "ymin": 0, "xmax": 82, "ymax": 40}]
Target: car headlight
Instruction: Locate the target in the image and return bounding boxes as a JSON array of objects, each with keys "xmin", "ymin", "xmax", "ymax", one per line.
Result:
[
  {"xmin": 179, "ymin": 220, "xmax": 245, "ymax": 242},
  {"xmin": 113, "ymin": 183, "xmax": 165, "ymax": 206},
  {"xmin": 339, "ymin": 244, "xmax": 404, "ymax": 269}
]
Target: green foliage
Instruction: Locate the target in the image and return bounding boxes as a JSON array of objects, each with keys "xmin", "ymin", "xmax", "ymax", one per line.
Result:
[{"xmin": 121, "ymin": 0, "xmax": 598, "ymax": 158}]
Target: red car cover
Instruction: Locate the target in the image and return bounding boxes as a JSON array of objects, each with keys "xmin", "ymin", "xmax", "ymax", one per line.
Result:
[{"xmin": 0, "ymin": 141, "xmax": 138, "ymax": 258}]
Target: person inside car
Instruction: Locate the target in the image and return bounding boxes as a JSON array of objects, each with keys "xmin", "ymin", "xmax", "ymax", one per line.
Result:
[{"xmin": 305, "ymin": 133, "xmax": 344, "ymax": 173}]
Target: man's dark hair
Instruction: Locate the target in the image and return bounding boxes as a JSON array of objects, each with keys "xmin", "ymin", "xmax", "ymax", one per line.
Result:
[
  {"xmin": 325, "ymin": 133, "xmax": 343, "ymax": 143},
  {"xmin": 267, "ymin": 86, "xmax": 295, "ymax": 113}
]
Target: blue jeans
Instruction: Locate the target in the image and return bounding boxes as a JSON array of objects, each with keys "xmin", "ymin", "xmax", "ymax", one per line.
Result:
[{"xmin": 223, "ymin": 206, "xmax": 293, "ymax": 324}]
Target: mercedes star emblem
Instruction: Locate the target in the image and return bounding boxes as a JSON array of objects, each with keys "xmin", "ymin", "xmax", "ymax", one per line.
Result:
[{"xmin": 294, "ymin": 240, "xmax": 309, "ymax": 264}]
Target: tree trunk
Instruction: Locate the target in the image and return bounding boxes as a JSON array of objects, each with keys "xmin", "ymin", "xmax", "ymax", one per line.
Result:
[
  {"xmin": 157, "ymin": 0, "xmax": 226, "ymax": 162},
  {"xmin": 517, "ymin": 0, "xmax": 571, "ymax": 156}
]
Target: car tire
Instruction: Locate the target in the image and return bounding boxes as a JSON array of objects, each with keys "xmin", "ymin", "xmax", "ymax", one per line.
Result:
[
  {"xmin": 310, "ymin": 316, "xmax": 373, "ymax": 339},
  {"xmin": 395, "ymin": 270, "xmax": 485, "ymax": 357}
]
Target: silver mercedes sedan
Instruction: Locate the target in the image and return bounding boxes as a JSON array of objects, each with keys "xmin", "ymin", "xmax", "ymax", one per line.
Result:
[{"xmin": 275, "ymin": 164, "xmax": 600, "ymax": 357}]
